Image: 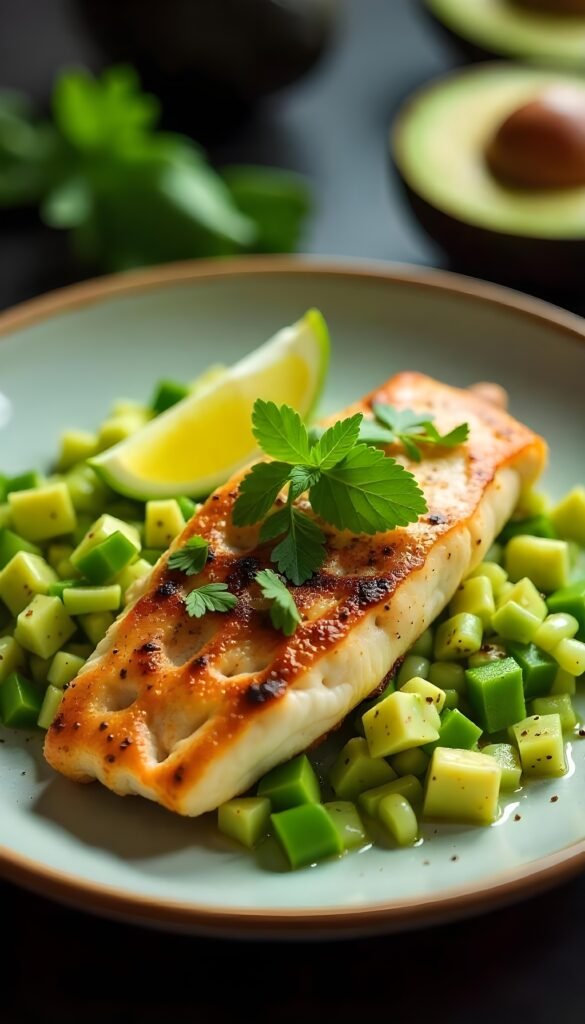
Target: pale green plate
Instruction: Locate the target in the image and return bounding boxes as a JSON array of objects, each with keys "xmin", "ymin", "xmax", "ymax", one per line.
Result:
[{"xmin": 1, "ymin": 258, "xmax": 584, "ymax": 938}]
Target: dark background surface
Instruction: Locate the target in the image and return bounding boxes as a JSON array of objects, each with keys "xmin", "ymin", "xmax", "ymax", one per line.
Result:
[{"xmin": 0, "ymin": 1, "xmax": 582, "ymax": 1020}]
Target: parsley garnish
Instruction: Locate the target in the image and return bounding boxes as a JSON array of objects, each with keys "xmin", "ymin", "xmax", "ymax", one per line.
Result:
[
  {"xmin": 184, "ymin": 583, "xmax": 238, "ymax": 618},
  {"xmin": 168, "ymin": 535, "xmax": 209, "ymax": 576},
  {"xmin": 255, "ymin": 569, "xmax": 302, "ymax": 636},
  {"xmin": 359, "ymin": 404, "xmax": 469, "ymax": 463},
  {"xmin": 233, "ymin": 399, "xmax": 427, "ymax": 584}
]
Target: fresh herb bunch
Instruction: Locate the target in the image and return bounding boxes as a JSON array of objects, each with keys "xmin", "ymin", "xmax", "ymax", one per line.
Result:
[
  {"xmin": 233, "ymin": 400, "xmax": 429, "ymax": 585},
  {"xmin": 359, "ymin": 404, "xmax": 469, "ymax": 462},
  {"xmin": 0, "ymin": 66, "xmax": 311, "ymax": 271}
]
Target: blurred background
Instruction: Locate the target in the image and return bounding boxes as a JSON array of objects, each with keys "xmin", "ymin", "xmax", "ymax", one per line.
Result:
[{"xmin": 3, "ymin": 0, "xmax": 582, "ymax": 316}]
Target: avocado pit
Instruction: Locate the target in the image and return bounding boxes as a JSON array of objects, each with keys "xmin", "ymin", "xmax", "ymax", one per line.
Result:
[{"xmin": 486, "ymin": 87, "xmax": 585, "ymax": 189}]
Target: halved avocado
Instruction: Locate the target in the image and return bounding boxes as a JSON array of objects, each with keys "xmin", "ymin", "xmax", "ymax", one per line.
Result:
[
  {"xmin": 425, "ymin": 0, "xmax": 585, "ymax": 69},
  {"xmin": 392, "ymin": 63, "xmax": 585, "ymax": 289}
]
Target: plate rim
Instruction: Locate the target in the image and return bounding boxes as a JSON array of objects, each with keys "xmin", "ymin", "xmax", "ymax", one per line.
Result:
[{"xmin": 1, "ymin": 254, "xmax": 584, "ymax": 936}]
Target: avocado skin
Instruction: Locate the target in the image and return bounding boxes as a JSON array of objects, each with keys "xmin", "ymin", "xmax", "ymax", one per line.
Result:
[{"xmin": 396, "ymin": 171, "xmax": 585, "ymax": 290}]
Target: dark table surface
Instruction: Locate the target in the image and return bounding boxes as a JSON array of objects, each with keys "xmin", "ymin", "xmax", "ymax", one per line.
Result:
[{"xmin": 0, "ymin": 1, "xmax": 583, "ymax": 1020}]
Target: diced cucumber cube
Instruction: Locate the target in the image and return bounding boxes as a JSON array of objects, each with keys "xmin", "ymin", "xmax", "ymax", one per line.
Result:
[
  {"xmin": 271, "ymin": 803, "xmax": 343, "ymax": 869},
  {"xmin": 467, "ymin": 561, "xmax": 509, "ymax": 597},
  {"xmin": 0, "ymin": 529, "xmax": 41, "ymax": 570},
  {"xmin": 505, "ymin": 536, "xmax": 570, "ymax": 593},
  {"xmin": 548, "ymin": 579, "xmax": 585, "ymax": 642},
  {"xmin": 481, "ymin": 743, "xmax": 522, "ymax": 791},
  {"xmin": 217, "ymin": 797, "xmax": 271, "ymax": 849},
  {"xmin": 56, "ymin": 430, "xmax": 99, "ymax": 472},
  {"xmin": 0, "ymin": 552, "xmax": 57, "ymax": 615},
  {"xmin": 363, "ymin": 691, "xmax": 440, "ymax": 758},
  {"xmin": 396, "ymin": 654, "xmax": 431, "ymax": 687},
  {"xmin": 71, "ymin": 514, "xmax": 140, "ymax": 568},
  {"xmin": 449, "ymin": 575, "xmax": 495, "ymax": 627},
  {"xmin": 530, "ymin": 694, "xmax": 577, "ymax": 733},
  {"xmin": 116, "ymin": 559, "xmax": 152, "ymax": 600},
  {"xmin": 553, "ymin": 637, "xmax": 585, "ymax": 677},
  {"xmin": 378, "ymin": 793, "xmax": 418, "ymax": 846},
  {"xmin": 358, "ymin": 774, "xmax": 423, "ymax": 818},
  {"xmin": 429, "ymin": 660, "xmax": 466, "ymax": 693},
  {"xmin": 533, "ymin": 613, "xmax": 579, "ymax": 653},
  {"xmin": 491, "ymin": 601, "xmax": 541, "ymax": 644},
  {"xmin": 550, "ymin": 668, "xmax": 576, "ymax": 696},
  {"xmin": 63, "ymin": 584, "xmax": 121, "ymax": 615},
  {"xmin": 329, "ymin": 737, "xmax": 396, "ymax": 800},
  {"xmin": 506, "ymin": 641, "xmax": 557, "ymax": 699},
  {"xmin": 512, "ymin": 714, "xmax": 566, "ymax": 777},
  {"xmin": 434, "ymin": 613, "xmax": 483, "ymax": 661},
  {"xmin": 5, "ymin": 471, "xmax": 44, "ymax": 494},
  {"xmin": 37, "ymin": 683, "xmax": 64, "ymax": 730},
  {"xmin": 423, "ymin": 748, "xmax": 501, "ymax": 825},
  {"xmin": 390, "ymin": 747, "xmax": 430, "ymax": 778},
  {"xmin": 65, "ymin": 464, "xmax": 110, "ymax": 515},
  {"xmin": 465, "ymin": 657, "xmax": 525, "ymax": 733},
  {"xmin": 0, "ymin": 636, "xmax": 26, "ymax": 682},
  {"xmin": 425, "ymin": 707, "xmax": 483, "ymax": 753},
  {"xmin": 0, "ymin": 671, "xmax": 42, "ymax": 728},
  {"xmin": 551, "ymin": 488, "xmax": 585, "ymax": 546},
  {"xmin": 443, "ymin": 688, "xmax": 459, "ymax": 709},
  {"xmin": 76, "ymin": 533, "xmax": 138, "ymax": 585},
  {"xmin": 144, "ymin": 499, "xmax": 185, "ymax": 549},
  {"xmin": 409, "ymin": 627, "xmax": 434, "ymax": 659},
  {"xmin": 8, "ymin": 483, "xmax": 76, "ymax": 542},
  {"xmin": 257, "ymin": 753, "xmax": 320, "ymax": 810},
  {"xmin": 324, "ymin": 801, "xmax": 367, "ymax": 851},
  {"xmin": 14, "ymin": 594, "xmax": 76, "ymax": 659},
  {"xmin": 400, "ymin": 675, "xmax": 446, "ymax": 712},
  {"xmin": 150, "ymin": 379, "xmax": 190, "ymax": 414},
  {"xmin": 47, "ymin": 650, "xmax": 86, "ymax": 689},
  {"xmin": 78, "ymin": 611, "xmax": 115, "ymax": 646}
]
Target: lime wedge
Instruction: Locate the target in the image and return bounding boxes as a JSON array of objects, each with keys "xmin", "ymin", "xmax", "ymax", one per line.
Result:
[{"xmin": 91, "ymin": 309, "xmax": 330, "ymax": 500}]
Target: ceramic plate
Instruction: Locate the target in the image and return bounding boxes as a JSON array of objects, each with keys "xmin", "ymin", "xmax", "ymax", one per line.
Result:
[{"xmin": 1, "ymin": 258, "xmax": 584, "ymax": 938}]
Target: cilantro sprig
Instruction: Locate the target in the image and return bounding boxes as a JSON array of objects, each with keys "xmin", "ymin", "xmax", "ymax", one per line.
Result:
[
  {"xmin": 359, "ymin": 404, "xmax": 469, "ymax": 463},
  {"xmin": 184, "ymin": 583, "xmax": 238, "ymax": 618},
  {"xmin": 255, "ymin": 569, "xmax": 302, "ymax": 636},
  {"xmin": 233, "ymin": 400, "xmax": 427, "ymax": 585},
  {"xmin": 168, "ymin": 535, "xmax": 209, "ymax": 576}
]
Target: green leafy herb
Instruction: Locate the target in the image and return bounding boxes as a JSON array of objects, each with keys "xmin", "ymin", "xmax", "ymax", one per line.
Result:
[
  {"xmin": 168, "ymin": 535, "xmax": 209, "ymax": 576},
  {"xmin": 360, "ymin": 403, "xmax": 469, "ymax": 463},
  {"xmin": 233, "ymin": 399, "xmax": 427, "ymax": 584},
  {"xmin": 255, "ymin": 568, "xmax": 302, "ymax": 636},
  {"xmin": 0, "ymin": 66, "xmax": 311, "ymax": 272},
  {"xmin": 184, "ymin": 583, "xmax": 238, "ymax": 619}
]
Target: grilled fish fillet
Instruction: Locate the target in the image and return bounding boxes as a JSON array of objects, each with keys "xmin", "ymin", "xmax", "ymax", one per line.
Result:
[{"xmin": 44, "ymin": 372, "xmax": 547, "ymax": 816}]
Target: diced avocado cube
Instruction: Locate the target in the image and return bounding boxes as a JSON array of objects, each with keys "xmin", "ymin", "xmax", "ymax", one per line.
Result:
[
  {"xmin": 109, "ymin": 398, "xmax": 151, "ymax": 422},
  {"xmin": 144, "ymin": 499, "xmax": 186, "ymax": 549},
  {"xmin": 8, "ymin": 483, "xmax": 76, "ymax": 542},
  {"xmin": 56, "ymin": 429, "xmax": 99, "ymax": 472},
  {"xmin": 499, "ymin": 577, "xmax": 548, "ymax": 620},
  {"xmin": 0, "ymin": 635, "xmax": 26, "ymax": 682},
  {"xmin": 116, "ymin": 559, "xmax": 152, "ymax": 601},
  {"xmin": 551, "ymin": 488, "xmax": 585, "ymax": 546},
  {"xmin": 77, "ymin": 611, "xmax": 115, "ymax": 647},
  {"xmin": 76, "ymin": 533, "xmax": 138, "ymax": 585},
  {"xmin": 37, "ymin": 684, "xmax": 64, "ymax": 730},
  {"xmin": 468, "ymin": 642, "xmax": 507, "ymax": 668},
  {"xmin": 389, "ymin": 747, "xmax": 430, "ymax": 778},
  {"xmin": 548, "ymin": 579, "xmax": 585, "ymax": 642},
  {"xmin": 505, "ymin": 536, "xmax": 570, "ymax": 593},
  {"xmin": 217, "ymin": 796, "xmax": 271, "ymax": 848},
  {"xmin": 71, "ymin": 514, "xmax": 141, "ymax": 569},
  {"xmin": 491, "ymin": 601, "xmax": 541, "ymax": 644},
  {"xmin": 533, "ymin": 613, "xmax": 579, "ymax": 653},
  {"xmin": 14, "ymin": 594, "xmax": 76, "ymax": 659},
  {"xmin": 271, "ymin": 803, "xmax": 343, "ymax": 869},
  {"xmin": 65, "ymin": 464, "xmax": 110, "ymax": 515},
  {"xmin": 396, "ymin": 654, "xmax": 431, "ymax": 687},
  {"xmin": 434, "ymin": 613, "xmax": 483, "ymax": 661},
  {"xmin": 409, "ymin": 627, "xmax": 434, "ymax": 659},
  {"xmin": 550, "ymin": 668, "xmax": 576, "ymax": 696},
  {"xmin": 324, "ymin": 801, "xmax": 367, "ymax": 851},
  {"xmin": 512, "ymin": 714, "xmax": 566, "ymax": 777},
  {"xmin": 378, "ymin": 793, "xmax": 419, "ymax": 847},
  {"xmin": 63, "ymin": 584, "xmax": 121, "ymax": 615},
  {"xmin": 530, "ymin": 694, "xmax": 577, "ymax": 733},
  {"xmin": 514, "ymin": 490, "xmax": 551, "ymax": 518},
  {"xmin": 429, "ymin": 660, "xmax": 466, "ymax": 693},
  {"xmin": 499, "ymin": 515, "xmax": 557, "ymax": 544},
  {"xmin": 5, "ymin": 470, "xmax": 44, "ymax": 494},
  {"xmin": 97, "ymin": 413, "xmax": 144, "ymax": 451},
  {"xmin": 465, "ymin": 657, "xmax": 525, "ymax": 733},
  {"xmin": 150, "ymin": 378, "xmax": 190, "ymax": 414},
  {"xmin": 449, "ymin": 576, "xmax": 495, "ymax": 627},
  {"xmin": 363, "ymin": 691, "xmax": 440, "ymax": 758},
  {"xmin": 506, "ymin": 641, "xmax": 557, "ymax": 699},
  {"xmin": 0, "ymin": 529, "xmax": 41, "ymax": 570},
  {"xmin": 358, "ymin": 774, "xmax": 423, "ymax": 818},
  {"xmin": 0, "ymin": 552, "xmax": 58, "ymax": 616},
  {"xmin": 0, "ymin": 671, "xmax": 42, "ymax": 728},
  {"xmin": 466, "ymin": 561, "xmax": 508, "ymax": 597},
  {"xmin": 329, "ymin": 737, "xmax": 396, "ymax": 800},
  {"xmin": 423, "ymin": 748, "xmax": 501, "ymax": 825},
  {"xmin": 400, "ymin": 675, "xmax": 446, "ymax": 712},
  {"xmin": 257, "ymin": 753, "xmax": 320, "ymax": 810},
  {"xmin": 47, "ymin": 650, "xmax": 85, "ymax": 689},
  {"xmin": 553, "ymin": 638, "xmax": 585, "ymax": 677},
  {"xmin": 425, "ymin": 707, "xmax": 483, "ymax": 753},
  {"xmin": 482, "ymin": 743, "xmax": 522, "ymax": 791},
  {"xmin": 175, "ymin": 496, "xmax": 198, "ymax": 521},
  {"xmin": 29, "ymin": 654, "xmax": 52, "ymax": 684}
]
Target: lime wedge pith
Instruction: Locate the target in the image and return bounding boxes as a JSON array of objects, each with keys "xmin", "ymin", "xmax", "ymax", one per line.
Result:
[{"xmin": 90, "ymin": 309, "xmax": 330, "ymax": 501}]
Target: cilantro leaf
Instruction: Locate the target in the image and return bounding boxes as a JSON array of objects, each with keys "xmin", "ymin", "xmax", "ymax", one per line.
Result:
[
  {"xmin": 168, "ymin": 535, "xmax": 208, "ymax": 576},
  {"xmin": 184, "ymin": 583, "xmax": 238, "ymax": 618},
  {"xmin": 312, "ymin": 413, "xmax": 363, "ymax": 471},
  {"xmin": 366, "ymin": 403, "xmax": 469, "ymax": 461},
  {"xmin": 309, "ymin": 443, "xmax": 427, "ymax": 534},
  {"xmin": 288, "ymin": 464, "xmax": 321, "ymax": 500},
  {"xmin": 262, "ymin": 503, "xmax": 326, "ymax": 585},
  {"xmin": 252, "ymin": 400, "xmax": 312, "ymax": 464},
  {"xmin": 255, "ymin": 568, "xmax": 302, "ymax": 636},
  {"xmin": 357, "ymin": 419, "xmax": 396, "ymax": 447},
  {"xmin": 232, "ymin": 461, "xmax": 291, "ymax": 526}
]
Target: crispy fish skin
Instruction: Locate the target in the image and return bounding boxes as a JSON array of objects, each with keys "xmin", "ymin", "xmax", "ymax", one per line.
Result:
[{"xmin": 44, "ymin": 373, "xmax": 547, "ymax": 816}]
